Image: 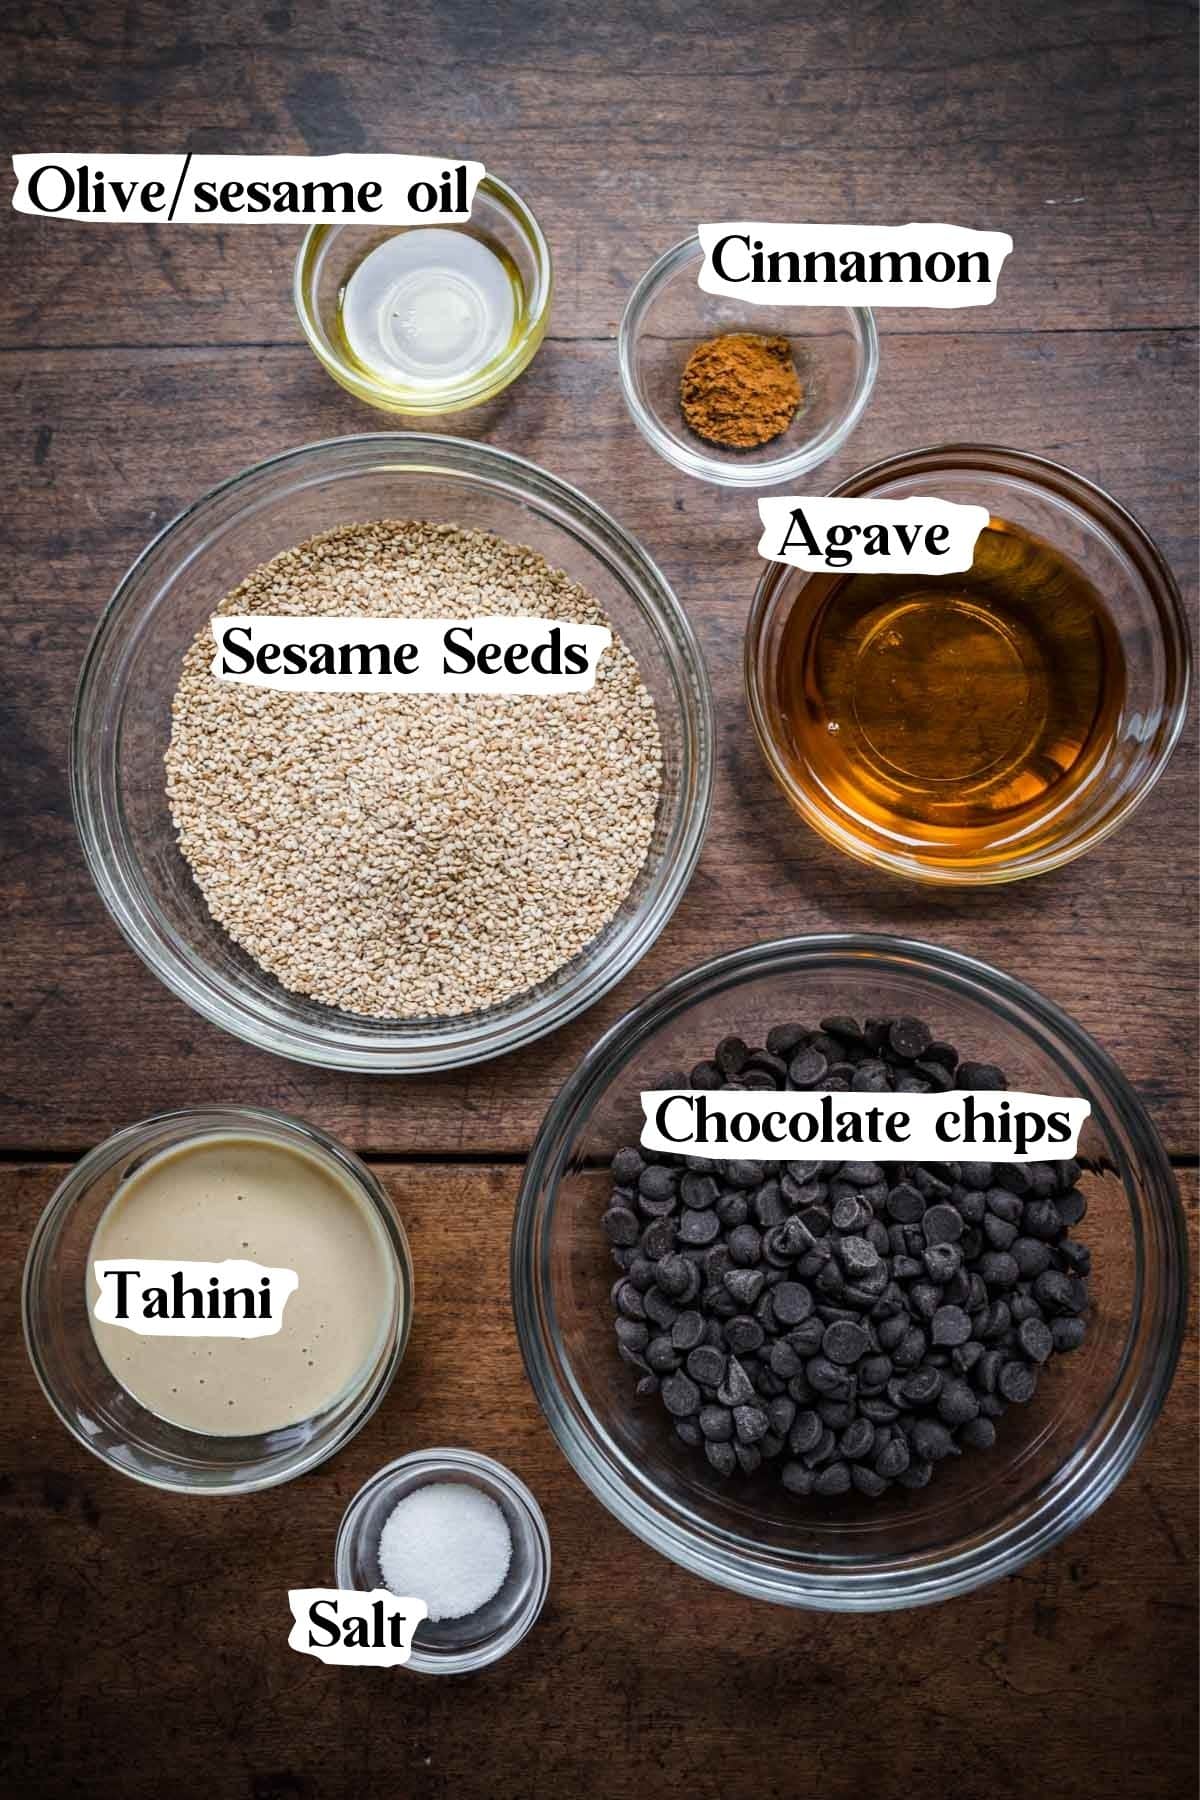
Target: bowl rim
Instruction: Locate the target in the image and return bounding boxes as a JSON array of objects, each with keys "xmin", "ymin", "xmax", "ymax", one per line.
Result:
[
  {"xmin": 617, "ymin": 231, "xmax": 879, "ymax": 488},
  {"xmin": 334, "ymin": 1446, "xmax": 552, "ymax": 1674},
  {"xmin": 511, "ymin": 931, "xmax": 1187, "ymax": 1610},
  {"xmin": 744, "ymin": 441, "xmax": 1193, "ymax": 884},
  {"xmin": 21, "ymin": 1103, "xmax": 414, "ymax": 1495},
  {"xmin": 70, "ymin": 431, "xmax": 715, "ymax": 1072},
  {"xmin": 293, "ymin": 172, "xmax": 554, "ymax": 415}
]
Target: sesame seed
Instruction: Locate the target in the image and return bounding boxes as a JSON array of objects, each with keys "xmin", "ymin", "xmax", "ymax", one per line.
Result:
[{"xmin": 164, "ymin": 519, "xmax": 664, "ymax": 1019}]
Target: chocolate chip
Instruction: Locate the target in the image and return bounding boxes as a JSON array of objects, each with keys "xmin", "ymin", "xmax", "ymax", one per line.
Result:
[
  {"xmin": 686, "ymin": 1345, "xmax": 727, "ymax": 1387},
  {"xmin": 1054, "ymin": 1188, "xmax": 1088, "ymax": 1227},
  {"xmin": 900, "ymin": 1366, "xmax": 943, "ymax": 1406},
  {"xmin": 889, "ymin": 1017, "xmax": 933, "ymax": 1060},
  {"xmin": 958, "ymin": 1062, "xmax": 1006, "ymax": 1090},
  {"xmin": 733, "ymin": 1404, "xmax": 770, "ymax": 1444},
  {"xmin": 1051, "ymin": 1317, "xmax": 1087, "ymax": 1352},
  {"xmin": 766, "ymin": 1022, "xmax": 809, "ymax": 1058},
  {"xmin": 912, "ymin": 1418, "xmax": 959, "ymax": 1461},
  {"xmin": 638, "ymin": 1164, "xmax": 677, "ymax": 1204},
  {"xmin": 922, "ymin": 1204, "xmax": 964, "ymax": 1245},
  {"xmin": 978, "ymin": 1251, "xmax": 1019, "ymax": 1288},
  {"xmin": 822, "ymin": 1321, "xmax": 870, "ymax": 1365},
  {"xmin": 886, "ymin": 1182, "xmax": 926, "ymax": 1224},
  {"xmin": 789, "ymin": 1047, "xmax": 828, "ymax": 1086},
  {"xmin": 997, "ymin": 1361, "xmax": 1038, "ymax": 1403},
  {"xmin": 643, "ymin": 1288, "xmax": 679, "ymax": 1331},
  {"xmin": 611, "ymin": 1147, "xmax": 645, "ymax": 1185},
  {"xmin": 727, "ymin": 1223, "xmax": 763, "ymax": 1267},
  {"xmin": 1033, "ymin": 1268, "xmax": 1079, "ymax": 1314},
  {"xmin": 645, "ymin": 1335, "xmax": 679, "ymax": 1374},
  {"xmin": 717, "ymin": 1355, "xmax": 756, "ymax": 1407},
  {"xmin": 661, "ymin": 1371, "xmax": 700, "ymax": 1417},
  {"xmin": 959, "ymin": 1415, "xmax": 997, "ymax": 1450},
  {"xmin": 852, "ymin": 1464, "xmax": 889, "ymax": 1498},
  {"xmin": 615, "ymin": 1282, "xmax": 646, "ymax": 1322},
  {"xmin": 1018, "ymin": 1317, "xmax": 1053, "ymax": 1363},
  {"xmin": 782, "ymin": 1461, "xmax": 815, "ymax": 1495},
  {"xmin": 641, "ymin": 1218, "xmax": 677, "ymax": 1261},
  {"xmin": 680, "ymin": 1172, "xmax": 720, "ymax": 1210},
  {"xmin": 705, "ymin": 1439, "xmax": 737, "ymax": 1476},
  {"xmin": 838, "ymin": 1235, "xmax": 881, "ymax": 1277},
  {"xmin": 670, "ymin": 1309, "xmax": 706, "ymax": 1353},
  {"xmin": 923, "ymin": 1242, "xmax": 962, "ymax": 1283},
  {"xmin": 840, "ymin": 1418, "xmax": 876, "ymax": 1461},
  {"xmin": 814, "ymin": 1461, "xmax": 851, "ymax": 1496},
  {"xmin": 724, "ymin": 1315, "xmax": 765, "ymax": 1357},
  {"xmin": 602, "ymin": 1205, "xmax": 640, "ymax": 1246},
  {"xmin": 937, "ymin": 1378, "xmax": 980, "ymax": 1426},
  {"xmin": 723, "ymin": 1267, "xmax": 766, "ymax": 1307},
  {"xmin": 698, "ymin": 1403, "xmax": 733, "ymax": 1441},
  {"xmin": 875, "ymin": 1436, "xmax": 910, "ymax": 1479},
  {"xmin": 851, "ymin": 1061, "xmax": 890, "ymax": 1093},
  {"xmin": 677, "ymin": 1209, "xmax": 720, "ymax": 1247},
  {"xmin": 614, "ymin": 1318, "xmax": 649, "ymax": 1353},
  {"xmin": 931, "ymin": 1305, "xmax": 972, "ymax": 1347},
  {"xmin": 772, "ymin": 1281, "xmax": 813, "ymax": 1325}
]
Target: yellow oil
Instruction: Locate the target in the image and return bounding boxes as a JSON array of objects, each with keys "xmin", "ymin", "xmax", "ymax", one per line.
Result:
[{"xmin": 333, "ymin": 226, "xmax": 526, "ymax": 397}]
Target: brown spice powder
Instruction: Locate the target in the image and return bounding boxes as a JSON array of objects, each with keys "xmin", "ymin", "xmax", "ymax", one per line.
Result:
[{"xmin": 680, "ymin": 332, "xmax": 802, "ymax": 450}]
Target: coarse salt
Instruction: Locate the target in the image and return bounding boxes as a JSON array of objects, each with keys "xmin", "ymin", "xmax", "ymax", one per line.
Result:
[{"xmin": 378, "ymin": 1480, "xmax": 512, "ymax": 1622}]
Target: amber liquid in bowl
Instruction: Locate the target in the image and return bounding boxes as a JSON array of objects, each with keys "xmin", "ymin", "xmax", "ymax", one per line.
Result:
[{"xmin": 776, "ymin": 517, "xmax": 1125, "ymax": 865}]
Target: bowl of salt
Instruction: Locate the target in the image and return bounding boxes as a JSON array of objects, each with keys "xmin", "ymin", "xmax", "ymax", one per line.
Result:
[{"xmin": 335, "ymin": 1447, "xmax": 551, "ymax": 1674}]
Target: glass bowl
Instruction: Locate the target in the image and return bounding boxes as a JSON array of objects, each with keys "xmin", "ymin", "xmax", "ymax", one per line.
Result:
[
  {"xmin": 22, "ymin": 1106, "xmax": 413, "ymax": 1494},
  {"xmin": 294, "ymin": 175, "xmax": 552, "ymax": 414},
  {"xmin": 335, "ymin": 1448, "xmax": 551, "ymax": 1673},
  {"xmin": 512, "ymin": 934, "xmax": 1187, "ymax": 1611},
  {"xmin": 618, "ymin": 233, "xmax": 878, "ymax": 488},
  {"xmin": 746, "ymin": 444, "xmax": 1191, "ymax": 883},
  {"xmin": 71, "ymin": 433, "xmax": 713, "ymax": 1072}
]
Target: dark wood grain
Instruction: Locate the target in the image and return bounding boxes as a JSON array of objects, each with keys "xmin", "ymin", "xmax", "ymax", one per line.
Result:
[
  {"xmin": 1, "ymin": 3, "xmax": 1196, "ymax": 1797},
  {"xmin": 3, "ymin": 1161, "xmax": 1195, "ymax": 1800},
  {"xmin": 2, "ymin": 328, "xmax": 1195, "ymax": 1153},
  {"xmin": 4, "ymin": 1, "xmax": 1197, "ymax": 345}
]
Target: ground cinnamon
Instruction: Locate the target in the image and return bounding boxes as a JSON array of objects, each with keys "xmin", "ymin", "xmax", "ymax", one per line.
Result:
[{"xmin": 679, "ymin": 331, "xmax": 802, "ymax": 449}]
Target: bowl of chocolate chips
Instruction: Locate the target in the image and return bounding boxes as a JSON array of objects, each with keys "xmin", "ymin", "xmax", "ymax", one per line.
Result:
[{"xmin": 512, "ymin": 934, "xmax": 1186, "ymax": 1610}]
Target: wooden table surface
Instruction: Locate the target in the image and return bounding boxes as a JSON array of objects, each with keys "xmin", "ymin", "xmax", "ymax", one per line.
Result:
[{"xmin": 2, "ymin": 4, "xmax": 1196, "ymax": 1797}]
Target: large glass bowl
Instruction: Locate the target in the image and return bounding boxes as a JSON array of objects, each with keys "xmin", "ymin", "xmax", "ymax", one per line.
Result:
[
  {"xmin": 22, "ymin": 1106, "xmax": 413, "ymax": 1494},
  {"xmin": 512, "ymin": 935, "xmax": 1186, "ymax": 1610},
  {"xmin": 745, "ymin": 444, "xmax": 1191, "ymax": 883},
  {"xmin": 71, "ymin": 434, "xmax": 713, "ymax": 1071}
]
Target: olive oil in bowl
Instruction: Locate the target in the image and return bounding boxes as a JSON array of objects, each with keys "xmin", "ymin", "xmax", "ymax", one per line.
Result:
[{"xmin": 333, "ymin": 226, "xmax": 527, "ymax": 403}]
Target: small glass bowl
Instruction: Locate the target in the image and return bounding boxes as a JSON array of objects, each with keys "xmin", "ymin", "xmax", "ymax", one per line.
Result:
[
  {"xmin": 512, "ymin": 934, "xmax": 1187, "ymax": 1610},
  {"xmin": 746, "ymin": 444, "xmax": 1192, "ymax": 883},
  {"xmin": 22, "ymin": 1106, "xmax": 413, "ymax": 1494},
  {"xmin": 71, "ymin": 433, "xmax": 713, "ymax": 1072},
  {"xmin": 336, "ymin": 1449, "xmax": 551, "ymax": 1673},
  {"xmin": 618, "ymin": 233, "xmax": 878, "ymax": 488},
  {"xmin": 295, "ymin": 175, "xmax": 552, "ymax": 414}
]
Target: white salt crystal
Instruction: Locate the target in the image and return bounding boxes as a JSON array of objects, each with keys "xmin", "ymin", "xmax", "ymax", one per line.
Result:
[{"xmin": 378, "ymin": 1481, "xmax": 513, "ymax": 1622}]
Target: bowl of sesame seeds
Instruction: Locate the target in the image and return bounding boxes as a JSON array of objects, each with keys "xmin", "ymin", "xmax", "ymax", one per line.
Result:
[{"xmin": 71, "ymin": 434, "xmax": 714, "ymax": 1071}]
